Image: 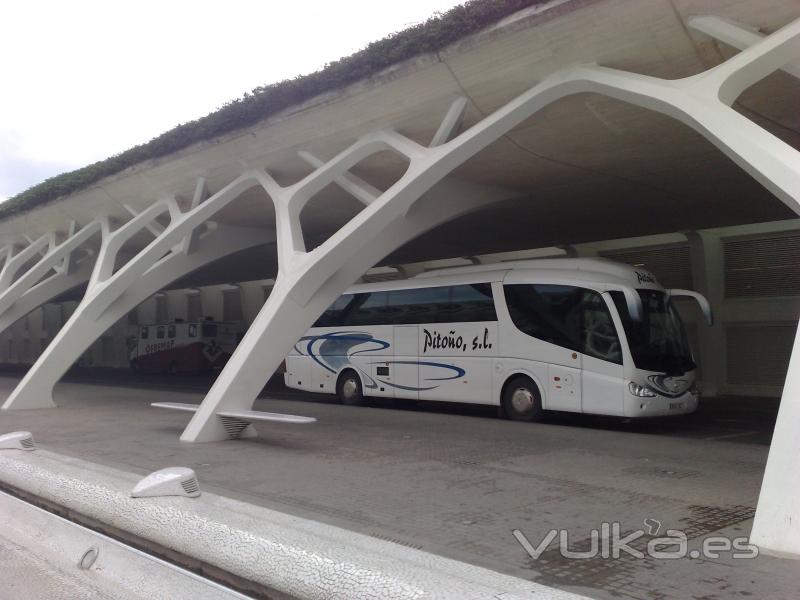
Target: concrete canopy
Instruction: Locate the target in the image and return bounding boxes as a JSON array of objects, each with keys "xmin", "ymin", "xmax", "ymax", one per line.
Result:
[{"xmin": 0, "ymin": 0, "xmax": 797, "ymax": 291}]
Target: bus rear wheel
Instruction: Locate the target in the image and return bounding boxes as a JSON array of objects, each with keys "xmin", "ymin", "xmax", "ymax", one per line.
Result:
[
  {"xmin": 502, "ymin": 376, "xmax": 543, "ymax": 422},
  {"xmin": 336, "ymin": 370, "xmax": 365, "ymax": 406}
]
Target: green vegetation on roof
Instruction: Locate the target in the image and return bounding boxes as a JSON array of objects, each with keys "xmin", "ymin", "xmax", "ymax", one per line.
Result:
[{"xmin": 4, "ymin": 0, "xmax": 551, "ymax": 218}]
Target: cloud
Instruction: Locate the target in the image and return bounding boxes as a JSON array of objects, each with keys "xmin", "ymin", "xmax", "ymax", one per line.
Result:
[{"xmin": 0, "ymin": 149, "xmax": 79, "ymax": 202}]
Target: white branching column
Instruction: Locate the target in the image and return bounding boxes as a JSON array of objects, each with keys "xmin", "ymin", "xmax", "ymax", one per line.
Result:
[
  {"xmin": 181, "ymin": 17, "xmax": 800, "ymax": 444},
  {"xmin": 2, "ymin": 183, "xmax": 271, "ymax": 410}
]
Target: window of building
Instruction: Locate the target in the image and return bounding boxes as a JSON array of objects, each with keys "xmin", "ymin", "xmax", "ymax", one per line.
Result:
[
  {"xmin": 155, "ymin": 295, "xmax": 168, "ymax": 322},
  {"xmin": 222, "ymin": 288, "xmax": 244, "ymax": 321},
  {"xmin": 187, "ymin": 294, "xmax": 202, "ymax": 321}
]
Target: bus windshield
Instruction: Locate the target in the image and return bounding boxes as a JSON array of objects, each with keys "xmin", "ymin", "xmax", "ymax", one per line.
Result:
[{"xmin": 610, "ymin": 290, "xmax": 695, "ymax": 375}]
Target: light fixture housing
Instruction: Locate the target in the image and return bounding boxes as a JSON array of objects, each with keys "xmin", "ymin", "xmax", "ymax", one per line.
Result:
[
  {"xmin": 0, "ymin": 431, "xmax": 36, "ymax": 451},
  {"xmin": 131, "ymin": 467, "xmax": 200, "ymax": 498}
]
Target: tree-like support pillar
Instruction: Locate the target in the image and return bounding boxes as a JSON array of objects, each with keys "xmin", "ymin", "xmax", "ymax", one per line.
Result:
[
  {"xmin": 1, "ymin": 193, "xmax": 271, "ymax": 410},
  {"xmin": 181, "ymin": 17, "xmax": 800, "ymax": 444}
]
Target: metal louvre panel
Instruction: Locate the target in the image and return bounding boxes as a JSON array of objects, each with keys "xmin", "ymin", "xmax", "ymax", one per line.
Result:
[
  {"xmin": 361, "ymin": 271, "xmax": 403, "ymax": 283},
  {"xmin": 725, "ymin": 323, "xmax": 797, "ymax": 387},
  {"xmin": 724, "ymin": 232, "xmax": 800, "ymax": 298},
  {"xmin": 600, "ymin": 245, "xmax": 693, "ymax": 290}
]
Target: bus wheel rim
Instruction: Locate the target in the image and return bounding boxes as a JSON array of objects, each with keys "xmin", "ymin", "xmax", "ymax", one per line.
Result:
[
  {"xmin": 511, "ymin": 387, "xmax": 534, "ymax": 412},
  {"xmin": 342, "ymin": 379, "xmax": 358, "ymax": 399}
]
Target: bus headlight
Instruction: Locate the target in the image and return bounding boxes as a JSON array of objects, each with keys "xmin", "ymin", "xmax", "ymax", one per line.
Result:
[{"xmin": 628, "ymin": 382, "xmax": 657, "ymax": 397}]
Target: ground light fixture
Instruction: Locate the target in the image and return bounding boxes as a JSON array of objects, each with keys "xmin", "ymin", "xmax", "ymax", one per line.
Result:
[
  {"xmin": 0, "ymin": 431, "xmax": 36, "ymax": 451},
  {"xmin": 131, "ymin": 467, "xmax": 201, "ymax": 498}
]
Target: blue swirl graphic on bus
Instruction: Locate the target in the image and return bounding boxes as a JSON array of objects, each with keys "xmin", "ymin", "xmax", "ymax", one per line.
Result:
[
  {"xmin": 374, "ymin": 360, "xmax": 466, "ymax": 391},
  {"xmin": 295, "ymin": 332, "xmax": 466, "ymax": 391}
]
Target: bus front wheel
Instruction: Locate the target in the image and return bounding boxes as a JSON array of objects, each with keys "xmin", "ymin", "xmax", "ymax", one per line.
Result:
[
  {"xmin": 502, "ymin": 376, "xmax": 543, "ymax": 422},
  {"xmin": 337, "ymin": 370, "xmax": 365, "ymax": 406}
]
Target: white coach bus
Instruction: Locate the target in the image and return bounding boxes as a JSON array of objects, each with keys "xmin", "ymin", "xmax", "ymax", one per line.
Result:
[{"xmin": 284, "ymin": 258, "xmax": 712, "ymax": 421}]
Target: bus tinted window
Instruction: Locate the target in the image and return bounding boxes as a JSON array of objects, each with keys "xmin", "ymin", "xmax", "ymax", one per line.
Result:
[
  {"xmin": 343, "ymin": 292, "xmax": 390, "ymax": 326},
  {"xmin": 504, "ymin": 284, "xmax": 621, "ymax": 363},
  {"xmin": 188, "ymin": 324, "xmax": 197, "ymax": 338},
  {"xmin": 317, "ymin": 284, "xmax": 498, "ymax": 327},
  {"xmin": 201, "ymin": 323, "xmax": 217, "ymax": 337},
  {"xmin": 313, "ymin": 294, "xmax": 355, "ymax": 327},
  {"xmin": 504, "ymin": 284, "xmax": 581, "ymax": 350},
  {"xmin": 581, "ymin": 291, "xmax": 621, "ymax": 364},
  {"xmin": 441, "ymin": 284, "xmax": 496, "ymax": 323},
  {"xmin": 388, "ymin": 287, "xmax": 449, "ymax": 324},
  {"xmin": 140, "ymin": 327, "xmax": 149, "ymax": 340},
  {"xmin": 167, "ymin": 325, "xmax": 176, "ymax": 338},
  {"xmin": 156, "ymin": 326, "xmax": 165, "ymax": 339}
]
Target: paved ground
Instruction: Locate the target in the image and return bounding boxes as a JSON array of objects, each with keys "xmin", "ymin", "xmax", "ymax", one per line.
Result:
[{"xmin": 0, "ymin": 372, "xmax": 796, "ymax": 599}]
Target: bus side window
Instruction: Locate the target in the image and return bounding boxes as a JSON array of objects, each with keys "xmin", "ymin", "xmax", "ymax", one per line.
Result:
[
  {"xmin": 388, "ymin": 287, "xmax": 449, "ymax": 325},
  {"xmin": 140, "ymin": 327, "xmax": 149, "ymax": 340},
  {"xmin": 503, "ymin": 284, "xmax": 582, "ymax": 351},
  {"xmin": 201, "ymin": 323, "xmax": 217, "ymax": 338},
  {"xmin": 167, "ymin": 325, "xmax": 176, "ymax": 339},
  {"xmin": 580, "ymin": 291, "xmax": 622, "ymax": 364},
  {"xmin": 156, "ymin": 326, "xmax": 165, "ymax": 339},
  {"xmin": 188, "ymin": 324, "xmax": 197, "ymax": 338},
  {"xmin": 342, "ymin": 292, "xmax": 390, "ymax": 326},
  {"xmin": 313, "ymin": 294, "xmax": 353, "ymax": 327},
  {"xmin": 443, "ymin": 284, "xmax": 497, "ymax": 322}
]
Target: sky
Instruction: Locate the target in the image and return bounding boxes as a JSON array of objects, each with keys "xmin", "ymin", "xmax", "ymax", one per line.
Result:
[{"xmin": 0, "ymin": 0, "xmax": 464, "ymax": 202}]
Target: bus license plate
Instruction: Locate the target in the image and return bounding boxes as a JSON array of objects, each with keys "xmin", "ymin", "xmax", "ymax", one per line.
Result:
[{"xmin": 669, "ymin": 402, "xmax": 684, "ymax": 410}]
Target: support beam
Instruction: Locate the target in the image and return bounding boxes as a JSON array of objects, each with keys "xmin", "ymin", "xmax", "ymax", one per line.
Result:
[
  {"xmin": 0, "ymin": 221, "xmax": 101, "ymax": 316},
  {"xmin": 298, "ymin": 151, "xmax": 380, "ymax": 205},
  {"xmin": 430, "ymin": 96, "xmax": 468, "ymax": 147},
  {"xmin": 179, "ymin": 17, "xmax": 800, "ymax": 444},
  {"xmin": 0, "ymin": 234, "xmax": 53, "ymax": 290},
  {"xmin": 751, "ymin": 327, "xmax": 800, "ymax": 557},
  {"xmin": 2, "ymin": 224, "xmax": 269, "ymax": 410},
  {"xmin": 688, "ymin": 15, "xmax": 800, "ymax": 80},
  {"xmin": 0, "ymin": 254, "xmax": 95, "ymax": 338},
  {"xmin": 181, "ymin": 178, "xmax": 518, "ymax": 442}
]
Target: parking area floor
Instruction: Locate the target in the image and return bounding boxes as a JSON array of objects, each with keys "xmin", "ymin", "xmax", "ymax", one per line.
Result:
[{"xmin": 0, "ymin": 373, "xmax": 796, "ymax": 599}]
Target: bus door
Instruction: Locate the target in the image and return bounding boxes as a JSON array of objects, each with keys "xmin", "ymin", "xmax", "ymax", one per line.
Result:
[
  {"xmin": 392, "ymin": 325, "xmax": 419, "ymax": 399},
  {"xmin": 579, "ymin": 291, "xmax": 624, "ymax": 415}
]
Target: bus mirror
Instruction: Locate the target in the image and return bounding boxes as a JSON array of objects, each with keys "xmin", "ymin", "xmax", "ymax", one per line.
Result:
[{"xmin": 667, "ymin": 289, "xmax": 713, "ymax": 326}]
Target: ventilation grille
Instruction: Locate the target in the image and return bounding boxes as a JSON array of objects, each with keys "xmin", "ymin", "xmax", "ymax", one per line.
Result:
[
  {"xmin": 180, "ymin": 477, "xmax": 200, "ymax": 495},
  {"xmin": 724, "ymin": 232, "xmax": 800, "ymax": 298},
  {"xmin": 219, "ymin": 416, "xmax": 251, "ymax": 439},
  {"xmin": 600, "ymin": 245, "xmax": 693, "ymax": 290},
  {"xmin": 19, "ymin": 436, "xmax": 35, "ymax": 449},
  {"xmin": 362, "ymin": 270, "xmax": 403, "ymax": 283},
  {"xmin": 726, "ymin": 323, "xmax": 797, "ymax": 387}
]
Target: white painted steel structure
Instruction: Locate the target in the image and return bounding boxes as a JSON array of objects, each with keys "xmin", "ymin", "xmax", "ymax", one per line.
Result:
[{"xmin": 0, "ymin": 8, "xmax": 796, "ymax": 558}]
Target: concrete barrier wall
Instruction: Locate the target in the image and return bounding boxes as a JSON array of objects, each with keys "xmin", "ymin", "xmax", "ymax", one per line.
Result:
[
  {"xmin": 0, "ymin": 489, "xmax": 251, "ymax": 600},
  {"xmin": 0, "ymin": 449, "xmax": 586, "ymax": 600}
]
